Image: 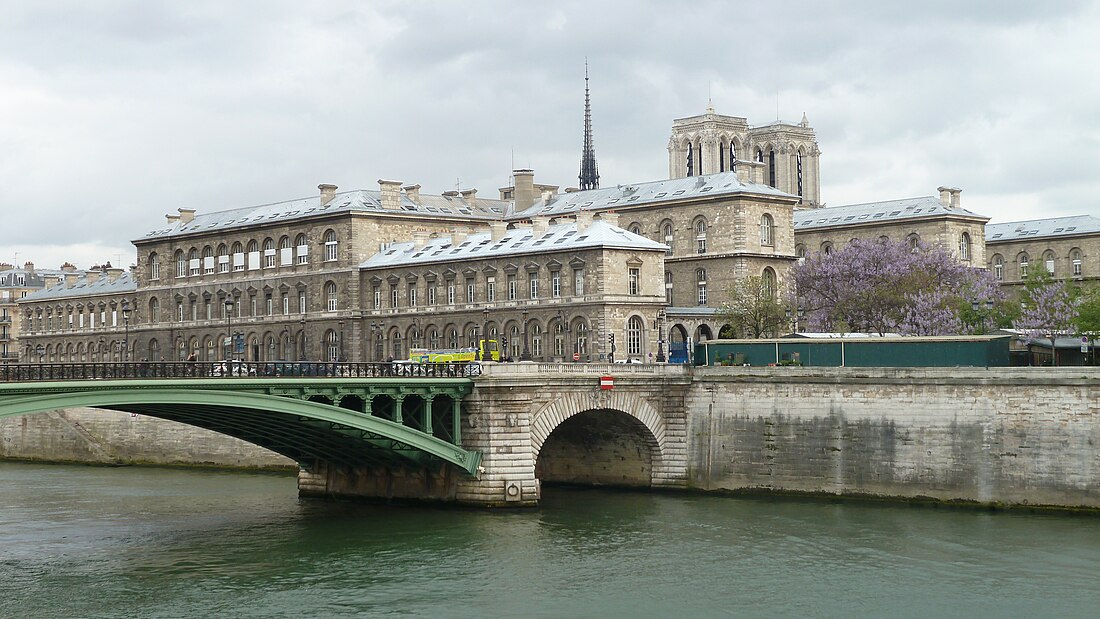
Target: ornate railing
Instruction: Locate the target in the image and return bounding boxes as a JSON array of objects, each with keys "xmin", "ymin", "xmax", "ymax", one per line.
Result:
[{"xmin": 0, "ymin": 361, "xmax": 481, "ymax": 382}]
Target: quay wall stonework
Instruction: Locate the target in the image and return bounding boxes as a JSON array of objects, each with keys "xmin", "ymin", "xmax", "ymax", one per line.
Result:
[
  {"xmin": 685, "ymin": 367, "xmax": 1100, "ymax": 508},
  {"xmin": 0, "ymin": 408, "xmax": 294, "ymax": 470}
]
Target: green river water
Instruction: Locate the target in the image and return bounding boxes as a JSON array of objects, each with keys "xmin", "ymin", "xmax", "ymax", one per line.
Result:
[{"xmin": 2, "ymin": 462, "xmax": 1099, "ymax": 618}]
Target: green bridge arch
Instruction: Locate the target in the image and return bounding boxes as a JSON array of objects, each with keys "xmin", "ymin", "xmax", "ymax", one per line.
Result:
[{"xmin": 0, "ymin": 379, "xmax": 481, "ymax": 475}]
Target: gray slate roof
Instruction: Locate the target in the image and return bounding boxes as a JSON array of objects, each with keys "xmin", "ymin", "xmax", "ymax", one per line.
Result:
[
  {"xmin": 511, "ymin": 171, "xmax": 795, "ymax": 219},
  {"xmin": 360, "ymin": 220, "xmax": 667, "ymax": 270},
  {"xmin": 985, "ymin": 215, "xmax": 1100, "ymax": 243},
  {"xmin": 794, "ymin": 196, "xmax": 987, "ymax": 231},
  {"xmin": 0, "ymin": 267, "xmax": 65, "ymax": 289},
  {"xmin": 139, "ymin": 190, "xmax": 510, "ymax": 242},
  {"xmin": 19, "ymin": 272, "xmax": 136, "ymax": 303}
]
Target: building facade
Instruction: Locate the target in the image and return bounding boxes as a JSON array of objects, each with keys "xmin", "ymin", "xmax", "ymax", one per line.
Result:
[
  {"xmin": 984, "ymin": 215, "xmax": 1100, "ymax": 289},
  {"xmin": 0, "ymin": 262, "xmax": 65, "ymax": 363}
]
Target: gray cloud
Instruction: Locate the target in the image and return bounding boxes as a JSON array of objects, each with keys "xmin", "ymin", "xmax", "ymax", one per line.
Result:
[{"xmin": 1, "ymin": 0, "xmax": 1097, "ymax": 270}]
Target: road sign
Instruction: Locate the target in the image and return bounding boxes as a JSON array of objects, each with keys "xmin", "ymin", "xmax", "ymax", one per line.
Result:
[
  {"xmin": 573, "ymin": 352, "xmax": 580, "ymax": 361},
  {"xmin": 1082, "ymin": 336, "xmax": 1089, "ymax": 353},
  {"xmin": 599, "ymin": 375, "xmax": 614, "ymax": 390}
]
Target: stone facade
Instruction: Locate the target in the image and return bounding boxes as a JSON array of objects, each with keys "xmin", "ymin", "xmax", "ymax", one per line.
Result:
[
  {"xmin": 0, "ymin": 262, "xmax": 65, "ymax": 363},
  {"xmin": 985, "ymin": 216, "xmax": 1100, "ymax": 289}
]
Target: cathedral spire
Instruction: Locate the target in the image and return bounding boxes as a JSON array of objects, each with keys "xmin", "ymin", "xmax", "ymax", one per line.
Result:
[{"xmin": 578, "ymin": 61, "xmax": 600, "ymax": 191}]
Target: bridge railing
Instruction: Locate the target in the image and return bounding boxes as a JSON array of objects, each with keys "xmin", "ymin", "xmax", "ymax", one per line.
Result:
[{"xmin": 0, "ymin": 361, "xmax": 481, "ymax": 382}]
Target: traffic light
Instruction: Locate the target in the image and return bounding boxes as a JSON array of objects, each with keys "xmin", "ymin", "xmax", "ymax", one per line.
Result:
[
  {"xmin": 502, "ymin": 336, "xmax": 509, "ymax": 347},
  {"xmin": 608, "ymin": 333, "xmax": 615, "ymax": 346}
]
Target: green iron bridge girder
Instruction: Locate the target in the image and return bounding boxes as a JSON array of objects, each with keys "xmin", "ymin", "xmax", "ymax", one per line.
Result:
[{"xmin": 0, "ymin": 378, "xmax": 482, "ymax": 476}]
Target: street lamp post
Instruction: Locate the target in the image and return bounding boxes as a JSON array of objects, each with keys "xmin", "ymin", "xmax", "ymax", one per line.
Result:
[
  {"xmin": 224, "ymin": 297, "xmax": 235, "ymax": 361},
  {"xmin": 299, "ymin": 317, "xmax": 307, "ymax": 361},
  {"xmin": 482, "ymin": 307, "xmax": 490, "ymax": 361},
  {"xmin": 338, "ymin": 320, "xmax": 345, "ymax": 361},
  {"xmin": 970, "ymin": 299, "xmax": 995, "ymax": 334},
  {"xmin": 36, "ymin": 344, "xmax": 44, "ymax": 363},
  {"xmin": 473, "ymin": 324, "xmax": 481, "ymax": 361},
  {"xmin": 785, "ymin": 305, "xmax": 806, "ymax": 334},
  {"xmin": 370, "ymin": 321, "xmax": 384, "ymax": 362},
  {"xmin": 521, "ymin": 308, "xmax": 531, "ymax": 361},
  {"xmin": 656, "ymin": 309, "xmax": 666, "ymax": 362},
  {"xmin": 120, "ymin": 299, "xmax": 131, "ymax": 363}
]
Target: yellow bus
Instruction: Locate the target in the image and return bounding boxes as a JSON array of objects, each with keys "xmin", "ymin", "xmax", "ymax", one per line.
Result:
[{"xmin": 409, "ymin": 339, "xmax": 501, "ymax": 363}]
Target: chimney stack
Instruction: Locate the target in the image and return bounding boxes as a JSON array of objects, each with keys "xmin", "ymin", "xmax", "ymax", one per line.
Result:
[
  {"xmin": 166, "ymin": 213, "xmax": 180, "ymax": 224},
  {"xmin": 575, "ymin": 211, "xmax": 593, "ymax": 233},
  {"xmin": 23, "ymin": 261, "xmax": 34, "ymax": 272},
  {"xmin": 451, "ymin": 228, "xmax": 469, "ymax": 246},
  {"xmin": 84, "ymin": 269, "xmax": 100, "ymax": 284},
  {"xmin": 319, "ymin": 183, "xmax": 338, "ymax": 205},
  {"xmin": 736, "ymin": 160, "xmax": 765, "ymax": 184},
  {"xmin": 106, "ymin": 267, "xmax": 124, "ymax": 281},
  {"xmin": 460, "ymin": 188, "xmax": 478, "ymax": 204},
  {"xmin": 178, "ymin": 208, "xmax": 196, "ymax": 224},
  {"xmin": 403, "ymin": 184, "xmax": 421, "ymax": 204},
  {"xmin": 513, "ymin": 169, "xmax": 535, "ymax": 210},
  {"xmin": 938, "ymin": 186, "xmax": 952, "ymax": 206},
  {"xmin": 532, "ymin": 216, "xmax": 551, "ymax": 238},
  {"xmin": 489, "ymin": 221, "xmax": 508, "ymax": 241},
  {"xmin": 950, "ymin": 187, "xmax": 962, "ymax": 208},
  {"xmin": 412, "ymin": 230, "xmax": 430, "ymax": 249},
  {"xmin": 63, "ymin": 272, "xmax": 80, "ymax": 286},
  {"xmin": 378, "ymin": 179, "xmax": 402, "ymax": 210},
  {"xmin": 597, "ymin": 211, "xmax": 620, "ymax": 227}
]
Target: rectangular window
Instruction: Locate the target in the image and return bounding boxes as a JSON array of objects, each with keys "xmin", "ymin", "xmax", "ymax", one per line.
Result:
[
  {"xmin": 428, "ymin": 285, "xmax": 437, "ymax": 306},
  {"xmin": 324, "ymin": 241, "xmax": 337, "ymax": 262},
  {"xmin": 391, "ymin": 287, "xmax": 399, "ymax": 308},
  {"xmin": 574, "ymin": 269, "xmax": 584, "ymax": 296},
  {"xmin": 177, "ymin": 303, "xmax": 183, "ymax": 322},
  {"xmin": 247, "ymin": 251, "xmax": 260, "ymax": 271},
  {"xmin": 204, "ymin": 256, "xmax": 215, "ymax": 274},
  {"xmin": 205, "ymin": 300, "xmax": 212, "ymax": 320},
  {"xmin": 409, "ymin": 285, "xmax": 418, "ymax": 307},
  {"xmin": 529, "ymin": 273, "xmax": 538, "ymax": 299},
  {"xmin": 629, "ymin": 268, "xmax": 640, "ymax": 295},
  {"xmin": 466, "ymin": 278, "xmax": 475, "ymax": 303},
  {"xmin": 218, "ymin": 255, "xmax": 229, "ymax": 273},
  {"xmin": 151, "ymin": 262, "xmax": 160, "ymax": 280},
  {"xmin": 508, "ymin": 274, "xmax": 517, "ymax": 300},
  {"xmin": 447, "ymin": 282, "xmax": 456, "ymax": 305},
  {"xmin": 296, "ymin": 245, "xmax": 309, "ymax": 265},
  {"xmin": 1074, "ymin": 259, "xmax": 1082, "ymax": 276},
  {"xmin": 250, "ymin": 297, "xmax": 257, "ymax": 317},
  {"xmin": 233, "ymin": 252, "xmax": 245, "ymax": 271},
  {"xmin": 373, "ymin": 287, "xmax": 381, "ymax": 310},
  {"xmin": 189, "ymin": 258, "xmax": 201, "ymax": 276},
  {"xmin": 697, "ymin": 283, "xmax": 707, "ymax": 306},
  {"xmin": 283, "ymin": 296, "xmax": 290, "ymax": 315},
  {"xmin": 264, "ymin": 249, "xmax": 276, "ymax": 268},
  {"xmin": 487, "ymin": 277, "xmax": 496, "ymax": 302},
  {"xmin": 552, "ymin": 273, "xmax": 561, "ymax": 298},
  {"xmin": 266, "ymin": 296, "xmax": 273, "ymax": 316},
  {"xmin": 191, "ymin": 302, "xmax": 198, "ymax": 321},
  {"xmin": 299, "ymin": 292, "xmax": 307, "ymax": 313},
  {"xmin": 279, "ymin": 247, "xmax": 293, "ymax": 266}
]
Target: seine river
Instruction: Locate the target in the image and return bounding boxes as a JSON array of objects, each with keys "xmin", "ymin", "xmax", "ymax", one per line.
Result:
[{"xmin": 3, "ymin": 463, "xmax": 1100, "ymax": 618}]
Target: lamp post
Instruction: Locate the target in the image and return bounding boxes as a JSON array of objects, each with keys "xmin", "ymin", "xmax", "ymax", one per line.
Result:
[
  {"xmin": 280, "ymin": 327, "xmax": 289, "ymax": 359},
  {"xmin": 521, "ymin": 308, "xmax": 531, "ymax": 361},
  {"xmin": 338, "ymin": 320, "xmax": 345, "ymax": 361},
  {"xmin": 473, "ymin": 324, "xmax": 482, "ymax": 361},
  {"xmin": 785, "ymin": 305, "xmax": 806, "ymax": 334},
  {"xmin": 299, "ymin": 317, "xmax": 307, "ymax": 361},
  {"xmin": 970, "ymin": 299, "xmax": 995, "ymax": 334},
  {"xmin": 36, "ymin": 344, "xmax": 44, "ymax": 363},
  {"xmin": 120, "ymin": 299, "xmax": 131, "ymax": 362},
  {"xmin": 656, "ymin": 309, "xmax": 666, "ymax": 362},
  {"xmin": 482, "ymin": 307, "xmax": 490, "ymax": 361},
  {"xmin": 224, "ymin": 297, "xmax": 235, "ymax": 361},
  {"xmin": 370, "ymin": 321, "xmax": 384, "ymax": 362}
]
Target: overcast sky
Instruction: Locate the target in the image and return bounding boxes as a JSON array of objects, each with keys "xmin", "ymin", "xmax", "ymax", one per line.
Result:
[{"xmin": 3, "ymin": 1, "xmax": 1098, "ymax": 271}]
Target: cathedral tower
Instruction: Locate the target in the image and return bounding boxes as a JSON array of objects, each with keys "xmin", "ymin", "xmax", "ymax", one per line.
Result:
[{"xmin": 578, "ymin": 63, "xmax": 600, "ymax": 190}]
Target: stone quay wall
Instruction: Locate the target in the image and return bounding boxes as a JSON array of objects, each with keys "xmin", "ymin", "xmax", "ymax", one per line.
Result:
[
  {"xmin": 0, "ymin": 407, "xmax": 294, "ymax": 470},
  {"xmin": 686, "ymin": 367, "xmax": 1100, "ymax": 509}
]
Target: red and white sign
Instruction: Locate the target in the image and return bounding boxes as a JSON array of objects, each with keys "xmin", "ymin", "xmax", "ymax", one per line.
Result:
[
  {"xmin": 573, "ymin": 352, "xmax": 581, "ymax": 361},
  {"xmin": 599, "ymin": 375, "xmax": 614, "ymax": 390}
]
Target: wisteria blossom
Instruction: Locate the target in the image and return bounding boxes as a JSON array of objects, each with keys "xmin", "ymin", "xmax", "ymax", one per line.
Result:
[{"xmin": 794, "ymin": 239, "xmax": 1005, "ymax": 335}]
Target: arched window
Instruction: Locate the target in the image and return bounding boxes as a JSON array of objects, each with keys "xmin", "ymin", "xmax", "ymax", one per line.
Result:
[
  {"xmin": 202, "ymin": 246, "xmax": 214, "ymax": 274},
  {"xmin": 148, "ymin": 252, "xmax": 160, "ymax": 281},
  {"xmin": 729, "ymin": 141, "xmax": 737, "ymax": 169},
  {"xmin": 531, "ymin": 323, "xmax": 542, "ymax": 358},
  {"xmin": 1072, "ymin": 249, "xmax": 1083, "ymax": 276},
  {"xmin": 263, "ymin": 238, "xmax": 276, "ymax": 268},
  {"xmin": 906, "ymin": 233, "xmax": 921, "ymax": 250},
  {"xmin": 627, "ymin": 316, "xmax": 643, "ymax": 356},
  {"xmin": 246, "ymin": 240, "xmax": 259, "ymax": 271},
  {"xmin": 231, "ymin": 241, "xmax": 245, "ymax": 271},
  {"xmin": 665, "ymin": 271, "xmax": 673, "ymax": 305},
  {"xmin": 390, "ymin": 331, "xmax": 403, "ymax": 360},
  {"xmin": 149, "ymin": 297, "xmax": 159, "ymax": 324},
  {"xmin": 629, "ymin": 223, "xmax": 641, "ymax": 236},
  {"xmin": 429, "ymin": 328, "xmax": 440, "ymax": 349},
  {"xmin": 762, "ymin": 267, "xmax": 777, "ymax": 300},
  {"xmin": 188, "ymin": 248, "xmax": 200, "ymax": 276},
  {"xmin": 324, "ymin": 230, "xmax": 338, "ymax": 262},
  {"xmin": 216, "ymin": 243, "xmax": 229, "ymax": 273},
  {"xmin": 575, "ymin": 322, "xmax": 588, "ymax": 356},
  {"xmin": 696, "ymin": 269, "xmax": 707, "ymax": 306},
  {"xmin": 448, "ymin": 327, "xmax": 459, "ymax": 349},
  {"xmin": 821, "ymin": 242, "xmax": 833, "ymax": 255},
  {"xmin": 295, "ymin": 233, "xmax": 309, "ymax": 265},
  {"xmin": 795, "ymin": 244, "xmax": 806, "ymax": 259},
  {"xmin": 325, "ymin": 281, "xmax": 338, "ymax": 312},
  {"xmin": 1044, "ymin": 250, "xmax": 1056, "ymax": 275},
  {"xmin": 760, "ymin": 214, "xmax": 774, "ymax": 247},
  {"xmin": 796, "ymin": 149, "xmax": 804, "ymax": 198},
  {"xmin": 694, "ymin": 217, "xmax": 708, "ymax": 254},
  {"xmin": 1019, "ymin": 253, "xmax": 1030, "ymax": 278},
  {"xmin": 326, "ymin": 329, "xmax": 339, "ymax": 361},
  {"xmin": 278, "ymin": 236, "xmax": 292, "ymax": 267},
  {"xmin": 175, "ymin": 250, "xmax": 186, "ymax": 278},
  {"xmin": 662, "ymin": 221, "xmax": 674, "ymax": 256},
  {"xmin": 959, "ymin": 233, "xmax": 971, "ymax": 262},
  {"xmin": 992, "ymin": 255, "xmax": 1004, "ymax": 281}
]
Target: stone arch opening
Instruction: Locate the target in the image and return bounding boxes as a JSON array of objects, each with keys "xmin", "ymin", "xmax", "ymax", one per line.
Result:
[{"xmin": 535, "ymin": 409, "xmax": 656, "ymax": 488}]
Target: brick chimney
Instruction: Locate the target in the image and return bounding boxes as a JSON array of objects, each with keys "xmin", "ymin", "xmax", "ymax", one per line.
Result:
[
  {"xmin": 460, "ymin": 188, "xmax": 478, "ymax": 204},
  {"xmin": 178, "ymin": 208, "xmax": 196, "ymax": 224},
  {"xmin": 489, "ymin": 221, "xmax": 508, "ymax": 241},
  {"xmin": 24, "ymin": 261, "xmax": 34, "ymax": 272},
  {"xmin": 513, "ymin": 169, "xmax": 535, "ymax": 210},
  {"xmin": 403, "ymin": 184, "xmax": 421, "ymax": 204},
  {"xmin": 575, "ymin": 211, "xmax": 593, "ymax": 233},
  {"xmin": 378, "ymin": 179, "xmax": 402, "ymax": 210},
  {"xmin": 319, "ymin": 183, "xmax": 338, "ymax": 205},
  {"xmin": 106, "ymin": 267, "xmax": 124, "ymax": 281}
]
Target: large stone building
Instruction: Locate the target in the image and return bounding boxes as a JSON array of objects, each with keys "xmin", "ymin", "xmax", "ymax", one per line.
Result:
[
  {"xmin": 0, "ymin": 262, "xmax": 65, "ymax": 363},
  {"xmin": 985, "ymin": 215, "xmax": 1100, "ymax": 289}
]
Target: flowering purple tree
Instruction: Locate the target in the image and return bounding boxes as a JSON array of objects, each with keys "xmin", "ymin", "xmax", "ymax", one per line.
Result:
[
  {"xmin": 794, "ymin": 239, "xmax": 1004, "ymax": 335},
  {"xmin": 1015, "ymin": 271, "xmax": 1080, "ymax": 341}
]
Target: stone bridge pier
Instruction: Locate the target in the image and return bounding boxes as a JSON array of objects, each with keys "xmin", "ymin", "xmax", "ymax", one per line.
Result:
[{"xmin": 453, "ymin": 364, "xmax": 693, "ymax": 506}]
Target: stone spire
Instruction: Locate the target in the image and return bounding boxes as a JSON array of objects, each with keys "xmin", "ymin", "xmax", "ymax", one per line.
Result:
[{"xmin": 578, "ymin": 61, "xmax": 600, "ymax": 191}]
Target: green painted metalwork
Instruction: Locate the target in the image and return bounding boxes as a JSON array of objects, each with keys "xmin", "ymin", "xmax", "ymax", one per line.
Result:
[{"xmin": 0, "ymin": 378, "xmax": 481, "ymax": 476}]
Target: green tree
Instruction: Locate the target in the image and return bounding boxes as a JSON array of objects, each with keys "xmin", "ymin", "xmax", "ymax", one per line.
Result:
[{"xmin": 717, "ymin": 276, "xmax": 786, "ymax": 338}]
